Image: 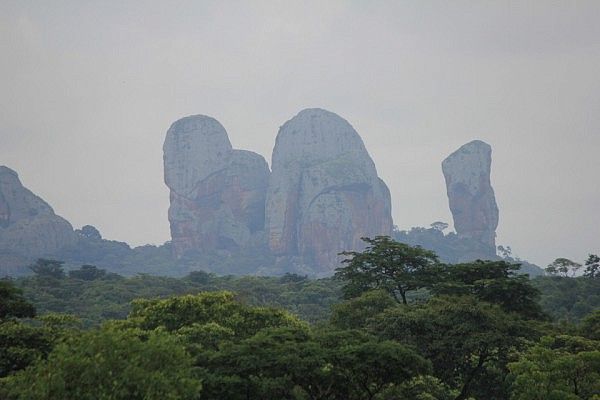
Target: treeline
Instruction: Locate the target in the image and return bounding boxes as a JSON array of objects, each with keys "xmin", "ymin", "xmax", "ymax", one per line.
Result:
[
  {"xmin": 8, "ymin": 255, "xmax": 599, "ymax": 327},
  {"xmin": 1, "ymin": 237, "xmax": 599, "ymax": 399},
  {"xmin": 11, "ymin": 260, "xmax": 341, "ymax": 326}
]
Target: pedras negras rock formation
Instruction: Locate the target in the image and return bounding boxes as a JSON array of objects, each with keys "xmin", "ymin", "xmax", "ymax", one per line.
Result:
[
  {"xmin": 0, "ymin": 166, "xmax": 76, "ymax": 273},
  {"xmin": 164, "ymin": 115, "xmax": 270, "ymax": 258},
  {"xmin": 442, "ymin": 140, "xmax": 499, "ymax": 260},
  {"xmin": 164, "ymin": 109, "xmax": 393, "ymax": 273},
  {"xmin": 266, "ymin": 108, "xmax": 393, "ymax": 272}
]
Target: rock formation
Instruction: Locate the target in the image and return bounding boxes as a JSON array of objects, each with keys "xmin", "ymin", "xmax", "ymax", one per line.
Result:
[
  {"xmin": 0, "ymin": 166, "xmax": 76, "ymax": 273},
  {"xmin": 164, "ymin": 115, "xmax": 270, "ymax": 257},
  {"xmin": 442, "ymin": 140, "xmax": 499, "ymax": 260},
  {"xmin": 266, "ymin": 108, "xmax": 393, "ymax": 273}
]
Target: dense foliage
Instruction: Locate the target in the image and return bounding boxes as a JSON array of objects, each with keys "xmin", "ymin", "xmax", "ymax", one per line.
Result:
[
  {"xmin": 11, "ymin": 268, "xmax": 340, "ymax": 326},
  {"xmin": 532, "ymin": 275, "xmax": 600, "ymax": 323},
  {"xmin": 1, "ymin": 238, "xmax": 598, "ymax": 399}
]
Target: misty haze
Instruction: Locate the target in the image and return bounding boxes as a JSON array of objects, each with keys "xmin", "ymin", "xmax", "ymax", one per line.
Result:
[{"xmin": 1, "ymin": 2, "xmax": 599, "ymax": 400}]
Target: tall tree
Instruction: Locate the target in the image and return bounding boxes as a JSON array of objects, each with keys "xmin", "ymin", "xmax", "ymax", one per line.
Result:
[
  {"xmin": 370, "ymin": 295, "xmax": 538, "ymax": 400},
  {"xmin": 335, "ymin": 236, "xmax": 439, "ymax": 304},
  {"xmin": 583, "ymin": 254, "xmax": 600, "ymax": 278},
  {"xmin": 29, "ymin": 259, "xmax": 65, "ymax": 280},
  {"xmin": 432, "ymin": 260, "xmax": 546, "ymax": 319},
  {"xmin": 546, "ymin": 258, "xmax": 582, "ymax": 277}
]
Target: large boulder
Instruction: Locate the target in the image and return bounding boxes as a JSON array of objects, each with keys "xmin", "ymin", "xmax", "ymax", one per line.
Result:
[
  {"xmin": 164, "ymin": 115, "xmax": 270, "ymax": 257},
  {"xmin": 442, "ymin": 140, "xmax": 499, "ymax": 259},
  {"xmin": 266, "ymin": 108, "xmax": 393, "ymax": 273},
  {"xmin": 0, "ymin": 166, "xmax": 76, "ymax": 274}
]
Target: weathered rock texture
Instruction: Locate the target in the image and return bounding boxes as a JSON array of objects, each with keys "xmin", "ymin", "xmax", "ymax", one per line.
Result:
[
  {"xmin": 0, "ymin": 166, "xmax": 76, "ymax": 273},
  {"xmin": 266, "ymin": 108, "xmax": 393, "ymax": 273},
  {"xmin": 164, "ymin": 115, "xmax": 270, "ymax": 257},
  {"xmin": 442, "ymin": 140, "xmax": 499, "ymax": 260}
]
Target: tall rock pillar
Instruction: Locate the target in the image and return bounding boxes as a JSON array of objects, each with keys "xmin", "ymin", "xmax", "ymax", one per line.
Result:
[{"xmin": 442, "ymin": 140, "xmax": 499, "ymax": 259}]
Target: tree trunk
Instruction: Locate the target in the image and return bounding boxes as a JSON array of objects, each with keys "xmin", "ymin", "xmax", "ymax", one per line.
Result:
[{"xmin": 454, "ymin": 351, "xmax": 487, "ymax": 400}]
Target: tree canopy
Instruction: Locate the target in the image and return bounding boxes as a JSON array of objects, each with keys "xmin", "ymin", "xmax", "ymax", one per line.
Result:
[
  {"xmin": 335, "ymin": 236, "xmax": 439, "ymax": 304},
  {"xmin": 0, "ymin": 280, "xmax": 35, "ymax": 320},
  {"xmin": 1, "ymin": 244, "xmax": 599, "ymax": 399}
]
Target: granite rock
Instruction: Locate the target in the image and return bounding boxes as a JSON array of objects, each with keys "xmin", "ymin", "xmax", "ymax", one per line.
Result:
[
  {"xmin": 0, "ymin": 166, "xmax": 76, "ymax": 273},
  {"xmin": 442, "ymin": 140, "xmax": 499, "ymax": 259},
  {"xmin": 266, "ymin": 108, "xmax": 393, "ymax": 273},
  {"xmin": 164, "ymin": 116, "xmax": 269, "ymax": 257}
]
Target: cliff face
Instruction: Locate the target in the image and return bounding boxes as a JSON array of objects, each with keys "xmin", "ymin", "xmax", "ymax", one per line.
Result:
[
  {"xmin": 164, "ymin": 116, "xmax": 270, "ymax": 257},
  {"xmin": 442, "ymin": 140, "xmax": 499, "ymax": 260},
  {"xmin": 164, "ymin": 109, "xmax": 393, "ymax": 273},
  {"xmin": 266, "ymin": 109, "xmax": 393, "ymax": 273},
  {"xmin": 0, "ymin": 166, "xmax": 76, "ymax": 273}
]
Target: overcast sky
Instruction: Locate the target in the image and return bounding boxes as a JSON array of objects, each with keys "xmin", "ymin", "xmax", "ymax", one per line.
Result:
[{"xmin": 1, "ymin": 1, "xmax": 599, "ymax": 267}]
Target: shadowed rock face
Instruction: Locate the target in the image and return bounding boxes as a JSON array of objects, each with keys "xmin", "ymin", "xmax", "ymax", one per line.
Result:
[
  {"xmin": 164, "ymin": 115, "xmax": 270, "ymax": 257},
  {"xmin": 442, "ymin": 140, "xmax": 499, "ymax": 259},
  {"xmin": 266, "ymin": 108, "xmax": 393, "ymax": 273},
  {"xmin": 0, "ymin": 166, "xmax": 76, "ymax": 273}
]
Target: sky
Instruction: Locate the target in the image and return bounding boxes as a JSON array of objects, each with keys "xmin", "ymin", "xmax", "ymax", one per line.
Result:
[{"xmin": 1, "ymin": 1, "xmax": 599, "ymax": 267}]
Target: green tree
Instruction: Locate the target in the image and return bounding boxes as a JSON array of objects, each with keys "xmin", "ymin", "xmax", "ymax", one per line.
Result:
[
  {"xmin": 332, "ymin": 338, "xmax": 432, "ymax": 400},
  {"xmin": 0, "ymin": 312, "xmax": 78, "ymax": 377},
  {"xmin": 583, "ymin": 254, "xmax": 600, "ymax": 278},
  {"xmin": 432, "ymin": 261, "xmax": 546, "ymax": 319},
  {"xmin": 77, "ymin": 224, "xmax": 101, "ymax": 240},
  {"xmin": 335, "ymin": 236, "xmax": 439, "ymax": 304},
  {"xmin": 509, "ymin": 335, "xmax": 600, "ymax": 400},
  {"xmin": 430, "ymin": 221, "xmax": 449, "ymax": 232},
  {"xmin": 0, "ymin": 327, "xmax": 201, "ymax": 400},
  {"xmin": 0, "ymin": 279, "xmax": 35, "ymax": 320},
  {"xmin": 185, "ymin": 270, "xmax": 214, "ymax": 284},
  {"xmin": 128, "ymin": 291, "xmax": 305, "ymax": 339},
  {"xmin": 200, "ymin": 326, "xmax": 318, "ymax": 399},
  {"xmin": 0, "ymin": 321, "xmax": 52, "ymax": 378},
  {"xmin": 546, "ymin": 258, "xmax": 582, "ymax": 277},
  {"xmin": 532, "ymin": 275, "xmax": 600, "ymax": 323},
  {"xmin": 201, "ymin": 326, "xmax": 431, "ymax": 400},
  {"xmin": 330, "ymin": 289, "xmax": 397, "ymax": 330},
  {"xmin": 580, "ymin": 310, "xmax": 600, "ymax": 340},
  {"xmin": 29, "ymin": 259, "xmax": 65, "ymax": 280},
  {"xmin": 497, "ymin": 245, "xmax": 513, "ymax": 259},
  {"xmin": 370, "ymin": 296, "xmax": 537, "ymax": 400},
  {"xmin": 68, "ymin": 265, "xmax": 106, "ymax": 281},
  {"xmin": 374, "ymin": 375, "xmax": 456, "ymax": 400}
]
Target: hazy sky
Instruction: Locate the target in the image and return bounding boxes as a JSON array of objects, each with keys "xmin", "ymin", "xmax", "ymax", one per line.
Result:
[{"xmin": 1, "ymin": 1, "xmax": 599, "ymax": 267}]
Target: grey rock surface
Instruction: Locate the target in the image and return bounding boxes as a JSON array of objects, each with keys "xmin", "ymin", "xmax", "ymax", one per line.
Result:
[
  {"xmin": 266, "ymin": 108, "xmax": 393, "ymax": 273},
  {"xmin": 164, "ymin": 115, "xmax": 270, "ymax": 257},
  {"xmin": 442, "ymin": 140, "xmax": 499, "ymax": 259},
  {"xmin": 0, "ymin": 166, "xmax": 76, "ymax": 273}
]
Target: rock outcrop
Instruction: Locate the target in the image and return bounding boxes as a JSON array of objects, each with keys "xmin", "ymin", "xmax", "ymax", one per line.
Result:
[
  {"xmin": 266, "ymin": 108, "xmax": 393, "ymax": 273},
  {"xmin": 164, "ymin": 115, "xmax": 270, "ymax": 257},
  {"xmin": 442, "ymin": 140, "xmax": 499, "ymax": 260},
  {"xmin": 0, "ymin": 166, "xmax": 76, "ymax": 273}
]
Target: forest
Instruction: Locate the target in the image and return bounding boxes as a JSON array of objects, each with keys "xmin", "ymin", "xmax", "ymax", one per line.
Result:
[{"xmin": 1, "ymin": 237, "xmax": 599, "ymax": 399}]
